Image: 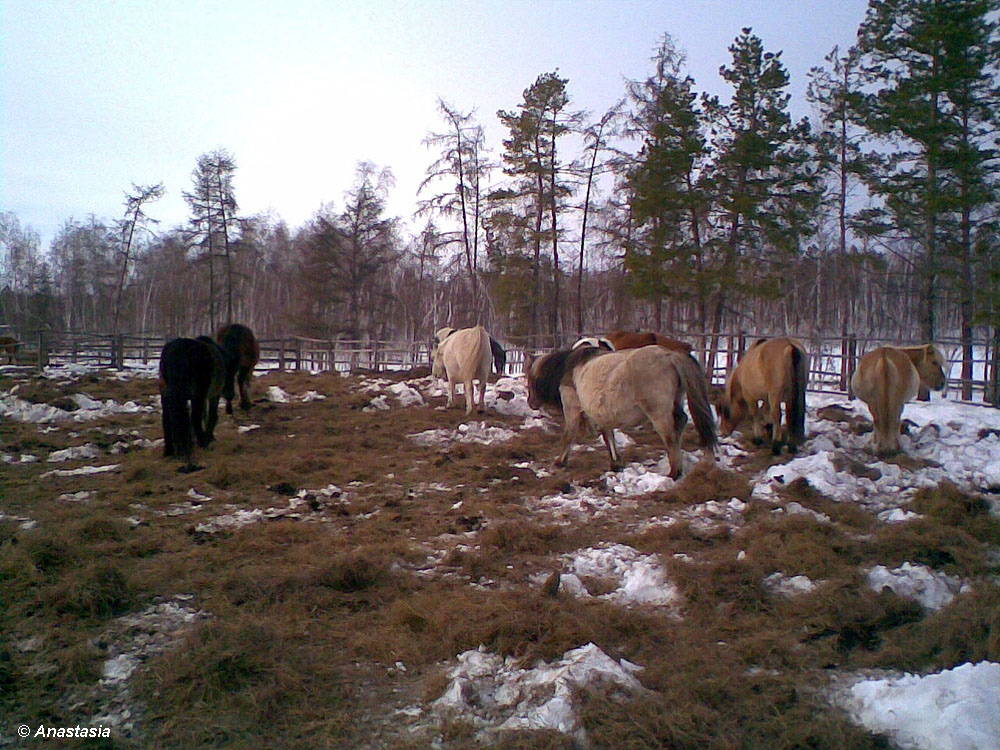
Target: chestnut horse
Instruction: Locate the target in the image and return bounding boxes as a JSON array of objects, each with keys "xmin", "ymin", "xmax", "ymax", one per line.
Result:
[
  {"xmin": 216, "ymin": 324, "xmax": 259, "ymax": 413},
  {"xmin": 525, "ymin": 342, "xmax": 717, "ymax": 478},
  {"xmin": 851, "ymin": 344, "xmax": 947, "ymax": 455},
  {"xmin": 0, "ymin": 335, "xmax": 18, "ymax": 364},
  {"xmin": 718, "ymin": 337, "xmax": 808, "ymax": 453},
  {"xmin": 605, "ymin": 329, "xmax": 692, "ymax": 354},
  {"xmin": 159, "ymin": 336, "xmax": 226, "ymax": 467},
  {"xmin": 432, "ymin": 326, "xmax": 493, "ymax": 414}
]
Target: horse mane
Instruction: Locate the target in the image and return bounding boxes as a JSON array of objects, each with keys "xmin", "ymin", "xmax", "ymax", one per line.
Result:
[{"xmin": 529, "ymin": 349, "xmax": 573, "ymax": 407}]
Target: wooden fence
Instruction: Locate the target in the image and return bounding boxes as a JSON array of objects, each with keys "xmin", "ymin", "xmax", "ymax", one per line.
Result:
[{"xmin": 9, "ymin": 329, "xmax": 999, "ymax": 406}]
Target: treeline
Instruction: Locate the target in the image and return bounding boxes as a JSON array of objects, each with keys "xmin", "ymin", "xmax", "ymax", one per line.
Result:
[{"xmin": 1, "ymin": 0, "xmax": 998, "ymax": 365}]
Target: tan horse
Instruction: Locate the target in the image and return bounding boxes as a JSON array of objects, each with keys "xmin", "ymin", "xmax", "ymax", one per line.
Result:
[
  {"xmin": 851, "ymin": 344, "xmax": 947, "ymax": 455},
  {"xmin": 525, "ymin": 343, "xmax": 716, "ymax": 478},
  {"xmin": 718, "ymin": 337, "xmax": 809, "ymax": 452},
  {"xmin": 605, "ymin": 329, "xmax": 692, "ymax": 354},
  {"xmin": 431, "ymin": 326, "xmax": 493, "ymax": 414},
  {"xmin": 0, "ymin": 336, "xmax": 18, "ymax": 364}
]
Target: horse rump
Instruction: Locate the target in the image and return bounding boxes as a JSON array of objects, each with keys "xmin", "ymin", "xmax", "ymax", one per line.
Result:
[
  {"xmin": 216, "ymin": 324, "xmax": 260, "ymax": 413},
  {"xmin": 159, "ymin": 337, "xmax": 227, "ymax": 464}
]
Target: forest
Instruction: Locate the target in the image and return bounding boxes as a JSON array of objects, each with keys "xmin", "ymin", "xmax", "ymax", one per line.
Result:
[{"xmin": 1, "ymin": 1, "xmax": 998, "ymax": 381}]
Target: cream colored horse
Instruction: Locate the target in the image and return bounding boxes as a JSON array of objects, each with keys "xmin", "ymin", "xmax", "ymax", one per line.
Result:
[
  {"xmin": 718, "ymin": 337, "xmax": 809, "ymax": 452},
  {"xmin": 851, "ymin": 344, "xmax": 947, "ymax": 455},
  {"xmin": 527, "ymin": 344, "xmax": 717, "ymax": 478},
  {"xmin": 431, "ymin": 326, "xmax": 493, "ymax": 414}
]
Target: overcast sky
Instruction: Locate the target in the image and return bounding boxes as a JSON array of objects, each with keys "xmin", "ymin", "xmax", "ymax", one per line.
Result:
[{"xmin": 1, "ymin": 0, "xmax": 871, "ymax": 250}]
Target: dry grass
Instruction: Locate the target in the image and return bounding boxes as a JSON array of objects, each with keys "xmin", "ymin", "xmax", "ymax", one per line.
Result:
[{"xmin": 2, "ymin": 364, "xmax": 998, "ymax": 748}]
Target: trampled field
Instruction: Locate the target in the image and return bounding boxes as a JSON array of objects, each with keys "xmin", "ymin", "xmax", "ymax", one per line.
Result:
[{"xmin": 2, "ymin": 362, "xmax": 999, "ymax": 749}]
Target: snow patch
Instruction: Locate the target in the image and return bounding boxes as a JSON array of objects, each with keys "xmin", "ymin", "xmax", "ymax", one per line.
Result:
[
  {"xmin": 836, "ymin": 661, "xmax": 1000, "ymax": 750},
  {"xmin": 866, "ymin": 562, "xmax": 970, "ymax": 610},
  {"xmin": 558, "ymin": 544, "xmax": 680, "ymax": 607},
  {"xmin": 433, "ymin": 642, "xmax": 644, "ymax": 744}
]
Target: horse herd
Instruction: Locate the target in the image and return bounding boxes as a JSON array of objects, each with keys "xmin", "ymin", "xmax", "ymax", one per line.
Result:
[
  {"xmin": 436, "ymin": 326, "xmax": 948, "ymax": 478},
  {"xmin": 152, "ymin": 323, "xmax": 947, "ymax": 475}
]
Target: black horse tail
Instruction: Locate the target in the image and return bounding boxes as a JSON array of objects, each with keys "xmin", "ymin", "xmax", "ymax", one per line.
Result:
[
  {"xmin": 490, "ymin": 336, "xmax": 506, "ymax": 378},
  {"xmin": 672, "ymin": 352, "xmax": 718, "ymax": 451},
  {"xmin": 788, "ymin": 344, "xmax": 808, "ymax": 446}
]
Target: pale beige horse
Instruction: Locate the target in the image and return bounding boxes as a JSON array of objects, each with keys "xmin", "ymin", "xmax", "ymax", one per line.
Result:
[
  {"xmin": 548, "ymin": 344, "xmax": 717, "ymax": 478},
  {"xmin": 718, "ymin": 337, "xmax": 809, "ymax": 452},
  {"xmin": 851, "ymin": 344, "xmax": 947, "ymax": 455},
  {"xmin": 431, "ymin": 326, "xmax": 493, "ymax": 414}
]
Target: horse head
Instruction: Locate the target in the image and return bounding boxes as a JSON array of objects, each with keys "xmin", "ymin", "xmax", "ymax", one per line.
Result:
[
  {"xmin": 914, "ymin": 344, "xmax": 948, "ymax": 392},
  {"xmin": 716, "ymin": 377, "xmax": 746, "ymax": 436}
]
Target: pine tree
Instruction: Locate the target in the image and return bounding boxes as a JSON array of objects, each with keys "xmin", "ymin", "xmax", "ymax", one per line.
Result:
[
  {"xmin": 622, "ymin": 34, "xmax": 713, "ymax": 332},
  {"xmin": 497, "ymin": 72, "xmax": 576, "ymax": 343},
  {"xmin": 703, "ymin": 29, "xmax": 823, "ymax": 331}
]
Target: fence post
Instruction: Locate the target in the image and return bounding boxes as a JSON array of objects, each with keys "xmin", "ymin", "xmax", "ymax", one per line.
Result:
[
  {"xmin": 295, "ymin": 338, "xmax": 302, "ymax": 371},
  {"xmin": 279, "ymin": 339, "xmax": 286, "ymax": 372},
  {"xmin": 847, "ymin": 336, "xmax": 857, "ymax": 399},
  {"xmin": 37, "ymin": 329, "xmax": 49, "ymax": 369},
  {"xmin": 113, "ymin": 334, "xmax": 124, "ymax": 369}
]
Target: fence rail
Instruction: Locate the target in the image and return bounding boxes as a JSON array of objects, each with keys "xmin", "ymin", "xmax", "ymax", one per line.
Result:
[{"xmin": 5, "ymin": 329, "xmax": 998, "ymax": 406}]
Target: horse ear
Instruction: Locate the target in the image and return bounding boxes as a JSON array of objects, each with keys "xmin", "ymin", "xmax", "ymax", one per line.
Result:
[{"xmin": 523, "ymin": 352, "xmax": 535, "ymax": 373}]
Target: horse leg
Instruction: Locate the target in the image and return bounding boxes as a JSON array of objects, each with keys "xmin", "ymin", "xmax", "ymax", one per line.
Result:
[
  {"xmin": 599, "ymin": 429, "xmax": 622, "ymax": 471},
  {"xmin": 204, "ymin": 394, "xmax": 220, "ymax": 445},
  {"xmin": 769, "ymin": 395, "xmax": 785, "ymax": 455},
  {"xmin": 238, "ymin": 366, "xmax": 252, "ymax": 410},
  {"xmin": 192, "ymin": 392, "xmax": 208, "ymax": 448},
  {"xmin": 556, "ymin": 388, "xmax": 584, "ymax": 467},
  {"xmin": 446, "ymin": 375, "xmax": 457, "ymax": 409},
  {"xmin": 477, "ymin": 377, "xmax": 486, "ymax": 413},
  {"xmin": 161, "ymin": 396, "xmax": 175, "ymax": 457},
  {"xmin": 463, "ymin": 378, "xmax": 475, "ymax": 414}
]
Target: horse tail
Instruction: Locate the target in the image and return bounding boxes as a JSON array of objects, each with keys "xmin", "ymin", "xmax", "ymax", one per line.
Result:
[
  {"xmin": 490, "ymin": 336, "xmax": 506, "ymax": 377},
  {"xmin": 672, "ymin": 352, "xmax": 718, "ymax": 451},
  {"xmin": 788, "ymin": 343, "xmax": 808, "ymax": 446}
]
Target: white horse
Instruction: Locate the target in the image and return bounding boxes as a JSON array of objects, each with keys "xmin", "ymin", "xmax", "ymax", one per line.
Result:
[{"xmin": 431, "ymin": 326, "xmax": 493, "ymax": 414}]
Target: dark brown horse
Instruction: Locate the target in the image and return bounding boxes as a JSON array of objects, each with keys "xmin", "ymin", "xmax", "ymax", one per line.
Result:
[
  {"xmin": 216, "ymin": 324, "xmax": 260, "ymax": 413},
  {"xmin": 0, "ymin": 335, "xmax": 19, "ymax": 364},
  {"xmin": 159, "ymin": 337, "xmax": 226, "ymax": 468},
  {"xmin": 605, "ymin": 329, "xmax": 692, "ymax": 354}
]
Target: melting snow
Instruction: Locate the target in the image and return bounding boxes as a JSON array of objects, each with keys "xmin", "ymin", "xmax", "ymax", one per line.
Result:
[
  {"xmin": 47, "ymin": 444, "xmax": 100, "ymax": 462},
  {"xmin": 40, "ymin": 463, "xmax": 120, "ymax": 478},
  {"xmin": 752, "ymin": 396, "xmax": 1000, "ymax": 517},
  {"xmin": 557, "ymin": 543, "xmax": 680, "ymax": 607},
  {"xmin": 408, "ymin": 421, "xmax": 519, "ymax": 446},
  {"xmin": 433, "ymin": 642, "xmax": 644, "ymax": 744},
  {"xmin": 835, "ymin": 661, "xmax": 1000, "ymax": 750},
  {"xmin": 266, "ymin": 386, "xmax": 291, "ymax": 403},
  {"xmin": 866, "ymin": 562, "xmax": 971, "ymax": 610}
]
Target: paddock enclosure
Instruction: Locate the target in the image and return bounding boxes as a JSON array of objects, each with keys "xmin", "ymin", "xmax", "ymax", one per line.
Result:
[
  {"xmin": 10, "ymin": 328, "xmax": 1000, "ymax": 405},
  {"xmin": 2, "ymin": 349, "xmax": 999, "ymax": 748}
]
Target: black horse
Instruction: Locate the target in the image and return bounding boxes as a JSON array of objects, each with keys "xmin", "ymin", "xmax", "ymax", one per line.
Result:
[
  {"xmin": 159, "ymin": 337, "xmax": 226, "ymax": 467},
  {"xmin": 490, "ymin": 336, "xmax": 506, "ymax": 379},
  {"xmin": 216, "ymin": 324, "xmax": 260, "ymax": 414}
]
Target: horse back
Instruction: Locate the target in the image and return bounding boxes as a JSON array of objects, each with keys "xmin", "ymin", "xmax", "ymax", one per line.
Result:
[
  {"xmin": 440, "ymin": 325, "xmax": 491, "ymax": 381},
  {"xmin": 217, "ymin": 324, "xmax": 259, "ymax": 369},
  {"xmin": 854, "ymin": 347, "xmax": 920, "ymax": 405}
]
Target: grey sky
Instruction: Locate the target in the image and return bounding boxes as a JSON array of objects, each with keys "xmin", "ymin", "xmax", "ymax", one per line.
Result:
[{"xmin": 1, "ymin": 0, "xmax": 870, "ymax": 249}]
